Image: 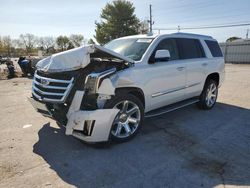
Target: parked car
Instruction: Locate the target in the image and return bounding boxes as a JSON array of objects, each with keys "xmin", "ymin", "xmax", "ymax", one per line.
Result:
[
  {"xmin": 17, "ymin": 56, "xmax": 42, "ymax": 76},
  {"xmin": 28, "ymin": 33, "xmax": 225, "ymax": 143},
  {"xmin": 0, "ymin": 56, "xmax": 11, "ymax": 65}
]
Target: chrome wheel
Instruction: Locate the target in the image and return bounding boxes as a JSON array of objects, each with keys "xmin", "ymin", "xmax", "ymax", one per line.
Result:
[
  {"xmin": 111, "ymin": 100, "xmax": 141, "ymax": 139},
  {"xmin": 205, "ymin": 82, "xmax": 217, "ymax": 107}
]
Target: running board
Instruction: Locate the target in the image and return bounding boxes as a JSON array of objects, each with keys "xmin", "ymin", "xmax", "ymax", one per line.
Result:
[{"xmin": 145, "ymin": 98, "xmax": 199, "ymax": 118}]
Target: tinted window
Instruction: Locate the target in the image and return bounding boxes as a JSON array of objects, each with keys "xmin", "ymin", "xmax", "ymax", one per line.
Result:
[
  {"xmin": 205, "ymin": 40, "xmax": 223, "ymax": 57},
  {"xmin": 155, "ymin": 38, "xmax": 180, "ymax": 60},
  {"xmin": 176, "ymin": 38, "xmax": 205, "ymax": 59}
]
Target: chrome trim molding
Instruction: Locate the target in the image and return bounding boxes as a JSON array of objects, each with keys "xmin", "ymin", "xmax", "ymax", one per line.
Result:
[
  {"xmin": 152, "ymin": 86, "xmax": 186, "ymax": 98},
  {"xmin": 151, "ymin": 82, "xmax": 201, "ymax": 98},
  {"xmin": 186, "ymin": 82, "xmax": 201, "ymax": 88}
]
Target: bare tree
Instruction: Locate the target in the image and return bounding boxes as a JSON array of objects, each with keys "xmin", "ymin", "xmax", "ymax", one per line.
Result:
[
  {"xmin": 19, "ymin": 33, "xmax": 37, "ymax": 54},
  {"xmin": 0, "ymin": 36, "xmax": 2, "ymax": 47},
  {"xmin": 2, "ymin": 36, "xmax": 12, "ymax": 57},
  {"xmin": 38, "ymin": 36, "xmax": 55, "ymax": 54},
  {"xmin": 69, "ymin": 34, "xmax": 84, "ymax": 47}
]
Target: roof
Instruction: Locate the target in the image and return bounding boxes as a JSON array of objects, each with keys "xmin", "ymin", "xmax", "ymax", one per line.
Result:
[{"xmin": 116, "ymin": 32, "xmax": 214, "ymax": 40}]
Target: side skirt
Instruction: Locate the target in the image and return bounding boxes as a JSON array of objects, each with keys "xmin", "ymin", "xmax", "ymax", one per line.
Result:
[{"xmin": 145, "ymin": 97, "xmax": 199, "ymax": 118}]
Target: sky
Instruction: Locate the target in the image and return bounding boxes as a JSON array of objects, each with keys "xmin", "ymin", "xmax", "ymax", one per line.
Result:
[{"xmin": 0, "ymin": 0, "xmax": 250, "ymax": 42}]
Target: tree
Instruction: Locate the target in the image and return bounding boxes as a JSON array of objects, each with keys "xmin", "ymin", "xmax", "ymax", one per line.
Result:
[
  {"xmin": 56, "ymin": 36, "xmax": 70, "ymax": 51},
  {"xmin": 70, "ymin": 34, "xmax": 84, "ymax": 47},
  {"xmin": 19, "ymin": 33, "xmax": 37, "ymax": 54},
  {"xmin": 139, "ymin": 20, "xmax": 149, "ymax": 34},
  {"xmin": 67, "ymin": 41, "xmax": 75, "ymax": 50},
  {"xmin": 95, "ymin": 0, "xmax": 140, "ymax": 45},
  {"xmin": 226, "ymin": 37, "xmax": 241, "ymax": 42},
  {"xmin": 2, "ymin": 36, "xmax": 12, "ymax": 56},
  {"xmin": 38, "ymin": 36, "xmax": 55, "ymax": 54},
  {"xmin": 88, "ymin": 38, "xmax": 96, "ymax": 45}
]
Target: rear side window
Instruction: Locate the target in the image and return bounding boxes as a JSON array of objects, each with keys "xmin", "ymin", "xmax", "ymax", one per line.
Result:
[
  {"xmin": 205, "ymin": 40, "xmax": 223, "ymax": 57},
  {"xmin": 176, "ymin": 38, "xmax": 205, "ymax": 59}
]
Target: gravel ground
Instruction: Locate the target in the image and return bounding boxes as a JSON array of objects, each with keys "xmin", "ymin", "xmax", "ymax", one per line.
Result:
[{"xmin": 0, "ymin": 64, "xmax": 249, "ymax": 188}]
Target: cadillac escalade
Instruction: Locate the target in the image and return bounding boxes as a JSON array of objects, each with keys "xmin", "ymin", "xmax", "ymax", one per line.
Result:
[{"xmin": 28, "ymin": 32, "xmax": 225, "ymax": 143}]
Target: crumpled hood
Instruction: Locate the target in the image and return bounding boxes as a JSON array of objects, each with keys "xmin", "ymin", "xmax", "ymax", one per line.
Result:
[{"xmin": 36, "ymin": 44, "xmax": 134, "ymax": 73}]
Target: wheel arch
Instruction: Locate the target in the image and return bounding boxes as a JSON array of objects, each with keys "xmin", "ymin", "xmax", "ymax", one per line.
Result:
[
  {"xmin": 206, "ymin": 72, "xmax": 220, "ymax": 86},
  {"xmin": 115, "ymin": 87, "xmax": 145, "ymax": 108}
]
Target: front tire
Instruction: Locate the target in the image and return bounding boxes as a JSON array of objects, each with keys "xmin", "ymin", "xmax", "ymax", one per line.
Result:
[
  {"xmin": 104, "ymin": 93, "xmax": 144, "ymax": 142},
  {"xmin": 198, "ymin": 79, "xmax": 218, "ymax": 110}
]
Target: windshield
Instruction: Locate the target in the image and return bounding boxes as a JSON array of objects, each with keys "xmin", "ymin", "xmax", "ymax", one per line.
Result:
[{"xmin": 104, "ymin": 38, "xmax": 153, "ymax": 61}]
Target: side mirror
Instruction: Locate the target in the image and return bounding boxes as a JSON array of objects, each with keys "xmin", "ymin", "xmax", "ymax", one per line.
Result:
[{"xmin": 154, "ymin": 49, "xmax": 170, "ymax": 62}]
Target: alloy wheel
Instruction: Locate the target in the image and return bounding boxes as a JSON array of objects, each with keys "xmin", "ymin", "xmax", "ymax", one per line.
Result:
[
  {"xmin": 111, "ymin": 100, "xmax": 141, "ymax": 138},
  {"xmin": 205, "ymin": 82, "xmax": 218, "ymax": 107}
]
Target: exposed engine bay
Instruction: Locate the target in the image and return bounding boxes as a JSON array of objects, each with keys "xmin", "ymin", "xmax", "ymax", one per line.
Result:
[
  {"xmin": 33, "ymin": 57, "xmax": 130, "ymax": 124},
  {"xmin": 29, "ymin": 45, "xmax": 133, "ymax": 142}
]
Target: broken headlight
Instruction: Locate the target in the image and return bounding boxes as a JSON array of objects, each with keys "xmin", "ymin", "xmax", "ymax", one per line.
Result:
[{"xmin": 84, "ymin": 68, "xmax": 116, "ymax": 94}]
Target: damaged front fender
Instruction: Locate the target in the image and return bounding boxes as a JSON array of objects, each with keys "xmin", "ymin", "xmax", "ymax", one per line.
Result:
[{"xmin": 66, "ymin": 90, "xmax": 119, "ymax": 142}]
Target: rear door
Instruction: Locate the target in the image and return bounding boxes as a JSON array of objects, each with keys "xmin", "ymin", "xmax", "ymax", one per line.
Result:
[{"xmin": 176, "ymin": 38, "xmax": 207, "ymax": 98}]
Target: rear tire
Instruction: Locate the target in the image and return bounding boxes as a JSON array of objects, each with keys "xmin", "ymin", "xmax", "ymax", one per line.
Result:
[
  {"xmin": 104, "ymin": 93, "xmax": 144, "ymax": 143},
  {"xmin": 197, "ymin": 79, "xmax": 218, "ymax": 110}
]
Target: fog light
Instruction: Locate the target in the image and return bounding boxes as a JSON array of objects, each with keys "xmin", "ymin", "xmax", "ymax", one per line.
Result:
[{"xmin": 83, "ymin": 120, "xmax": 95, "ymax": 136}]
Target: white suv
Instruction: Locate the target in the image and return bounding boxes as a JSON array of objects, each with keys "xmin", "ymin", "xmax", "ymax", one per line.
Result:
[{"xmin": 29, "ymin": 32, "xmax": 225, "ymax": 143}]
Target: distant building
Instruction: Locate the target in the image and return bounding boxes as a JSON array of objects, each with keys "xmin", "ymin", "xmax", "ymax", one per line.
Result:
[{"xmin": 220, "ymin": 39, "xmax": 250, "ymax": 64}]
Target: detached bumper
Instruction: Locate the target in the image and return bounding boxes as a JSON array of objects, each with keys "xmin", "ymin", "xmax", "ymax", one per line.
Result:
[
  {"xmin": 28, "ymin": 97, "xmax": 52, "ymax": 118},
  {"xmin": 66, "ymin": 109, "xmax": 119, "ymax": 142},
  {"xmin": 28, "ymin": 96, "xmax": 119, "ymax": 143}
]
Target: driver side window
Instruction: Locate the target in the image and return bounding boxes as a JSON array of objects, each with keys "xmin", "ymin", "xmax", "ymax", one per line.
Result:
[{"xmin": 156, "ymin": 38, "xmax": 180, "ymax": 61}]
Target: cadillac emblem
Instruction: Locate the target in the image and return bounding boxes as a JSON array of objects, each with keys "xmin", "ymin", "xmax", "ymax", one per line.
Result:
[{"xmin": 41, "ymin": 78, "xmax": 50, "ymax": 86}]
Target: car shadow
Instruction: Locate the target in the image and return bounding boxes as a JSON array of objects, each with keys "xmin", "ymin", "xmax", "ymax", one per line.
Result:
[{"xmin": 33, "ymin": 102, "xmax": 250, "ymax": 188}]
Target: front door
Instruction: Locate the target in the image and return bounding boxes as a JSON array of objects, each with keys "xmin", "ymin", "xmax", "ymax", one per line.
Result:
[{"xmin": 143, "ymin": 38, "xmax": 186, "ymax": 111}]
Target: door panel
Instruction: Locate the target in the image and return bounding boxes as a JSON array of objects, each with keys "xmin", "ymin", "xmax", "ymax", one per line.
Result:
[
  {"xmin": 185, "ymin": 58, "xmax": 207, "ymax": 98},
  {"xmin": 175, "ymin": 38, "xmax": 207, "ymax": 99},
  {"xmin": 143, "ymin": 60, "xmax": 186, "ymax": 111}
]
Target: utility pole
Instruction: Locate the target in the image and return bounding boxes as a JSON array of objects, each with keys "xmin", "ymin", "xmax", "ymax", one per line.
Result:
[
  {"xmin": 246, "ymin": 29, "xmax": 249, "ymax": 39},
  {"xmin": 148, "ymin": 4, "xmax": 154, "ymax": 34},
  {"xmin": 177, "ymin": 25, "xmax": 180, "ymax": 32}
]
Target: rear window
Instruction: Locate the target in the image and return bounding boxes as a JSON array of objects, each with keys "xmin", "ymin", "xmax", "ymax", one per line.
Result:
[
  {"xmin": 176, "ymin": 38, "xmax": 205, "ymax": 59},
  {"xmin": 205, "ymin": 40, "xmax": 223, "ymax": 57}
]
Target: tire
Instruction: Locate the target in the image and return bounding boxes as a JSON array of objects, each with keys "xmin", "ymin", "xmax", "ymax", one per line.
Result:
[
  {"xmin": 197, "ymin": 79, "xmax": 218, "ymax": 110},
  {"xmin": 104, "ymin": 93, "xmax": 144, "ymax": 142}
]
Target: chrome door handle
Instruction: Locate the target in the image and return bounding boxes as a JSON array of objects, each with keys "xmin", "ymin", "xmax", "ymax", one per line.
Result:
[
  {"xmin": 177, "ymin": 67, "xmax": 185, "ymax": 71},
  {"xmin": 202, "ymin": 63, "xmax": 208, "ymax": 66}
]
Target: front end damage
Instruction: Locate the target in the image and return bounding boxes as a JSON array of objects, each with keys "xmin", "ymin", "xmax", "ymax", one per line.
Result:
[{"xmin": 28, "ymin": 45, "xmax": 133, "ymax": 142}]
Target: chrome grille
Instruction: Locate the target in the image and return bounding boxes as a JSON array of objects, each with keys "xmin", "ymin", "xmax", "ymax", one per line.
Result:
[{"xmin": 32, "ymin": 71, "xmax": 74, "ymax": 103}]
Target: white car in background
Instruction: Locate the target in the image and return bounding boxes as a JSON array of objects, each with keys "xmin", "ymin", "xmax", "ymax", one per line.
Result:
[{"xmin": 29, "ymin": 32, "xmax": 225, "ymax": 143}]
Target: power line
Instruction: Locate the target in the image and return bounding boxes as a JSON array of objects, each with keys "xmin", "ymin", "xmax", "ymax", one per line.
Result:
[{"xmin": 154, "ymin": 22, "xmax": 250, "ymax": 31}]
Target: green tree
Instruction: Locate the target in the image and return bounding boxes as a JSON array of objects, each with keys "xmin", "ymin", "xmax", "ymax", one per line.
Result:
[
  {"xmin": 88, "ymin": 38, "xmax": 96, "ymax": 45},
  {"xmin": 56, "ymin": 36, "xmax": 70, "ymax": 51},
  {"xmin": 226, "ymin": 37, "xmax": 241, "ymax": 42},
  {"xmin": 95, "ymin": 0, "xmax": 140, "ymax": 45}
]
